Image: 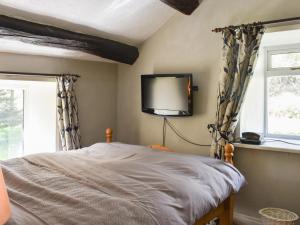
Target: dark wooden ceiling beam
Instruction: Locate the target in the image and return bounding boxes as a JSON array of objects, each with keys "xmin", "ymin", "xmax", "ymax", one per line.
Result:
[
  {"xmin": 0, "ymin": 15, "xmax": 139, "ymax": 65},
  {"xmin": 160, "ymin": 0, "xmax": 200, "ymax": 15}
]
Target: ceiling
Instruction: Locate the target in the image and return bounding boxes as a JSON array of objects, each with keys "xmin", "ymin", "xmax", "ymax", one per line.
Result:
[{"xmin": 0, "ymin": 0, "xmax": 177, "ymax": 62}]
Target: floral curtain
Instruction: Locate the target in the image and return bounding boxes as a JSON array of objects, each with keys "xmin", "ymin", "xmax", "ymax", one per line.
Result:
[
  {"xmin": 208, "ymin": 25, "xmax": 265, "ymax": 159},
  {"xmin": 57, "ymin": 75, "xmax": 81, "ymax": 151}
]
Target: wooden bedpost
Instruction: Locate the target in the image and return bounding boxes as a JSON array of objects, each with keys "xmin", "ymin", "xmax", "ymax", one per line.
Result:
[
  {"xmin": 106, "ymin": 128, "xmax": 112, "ymax": 143},
  {"xmin": 224, "ymin": 143, "xmax": 234, "ymax": 165},
  {"xmin": 222, "ymin": 143, "xmax": 235, "ymax": 225}
]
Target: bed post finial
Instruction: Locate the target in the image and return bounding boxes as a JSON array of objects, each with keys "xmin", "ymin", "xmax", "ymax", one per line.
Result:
[
  {"xmin": 106, "ymin": 128, "xmax": 112, "ymax": 143},
  {"xmin": 224, "ymin": 143, "xmax": 234, "ymax": 165}
]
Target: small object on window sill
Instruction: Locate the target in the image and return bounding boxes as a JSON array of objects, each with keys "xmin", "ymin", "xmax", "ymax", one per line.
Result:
[
  {"xmin": 240, "ymin": 137, "xmax": 263, "ymax": 145},
  {"xmin": 240, "ymin": 132, "xmax": 264, "ymax": 145}
]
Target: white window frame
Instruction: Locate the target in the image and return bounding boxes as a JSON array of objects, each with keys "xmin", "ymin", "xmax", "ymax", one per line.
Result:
[{"xmin": 264, "ymin": 44, "xmax": 300, "ymax": 140}]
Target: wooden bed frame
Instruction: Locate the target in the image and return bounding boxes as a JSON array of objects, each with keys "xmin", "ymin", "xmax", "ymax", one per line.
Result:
[{"xmin": 105, "ymin": 128, "xmax": 235, "ymax": 225}]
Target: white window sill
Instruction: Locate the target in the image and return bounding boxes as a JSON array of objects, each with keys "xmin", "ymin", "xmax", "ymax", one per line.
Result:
[{"xmin": 234, "ymin": 139, "xmax": 300, "ymax": 154}]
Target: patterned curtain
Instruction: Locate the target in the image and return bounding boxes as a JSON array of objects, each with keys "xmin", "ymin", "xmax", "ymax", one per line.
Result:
[
  {"xmin": 57, "ymin": 75, "xmax": 81, "ymax": 151},
  {"xmin": 208, "ymin": 25, "xmax": 265, "ymax": 159}
]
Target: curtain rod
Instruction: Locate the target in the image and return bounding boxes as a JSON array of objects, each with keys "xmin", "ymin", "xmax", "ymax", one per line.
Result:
[
  {"xmin": 0, "ymin": 71, "xmax": 80, "ymax": 78},
  {"xmin": 212, "ymin": 16, "xmax": 300, "ymax": 32}
]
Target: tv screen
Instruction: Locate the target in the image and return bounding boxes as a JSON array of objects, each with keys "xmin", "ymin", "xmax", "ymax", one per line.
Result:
[{"xmin": 141, "ymin": 74, "xmax": 193, "ymax": 116}]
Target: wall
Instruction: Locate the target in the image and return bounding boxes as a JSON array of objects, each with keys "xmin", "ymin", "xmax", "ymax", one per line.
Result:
[
  {"xmin": 0, "ymin": 53, "xmax": 118, "ymax": 147},
  {"xmin": 235, "ymin": 148, "xmax": 300, "ymax": 222},
  {"xmin": 117, "ymin": 0, "xmax": 300, "ymax": 222}
]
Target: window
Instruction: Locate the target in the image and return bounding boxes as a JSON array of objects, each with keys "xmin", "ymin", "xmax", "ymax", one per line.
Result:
[
  {"xmin": 270, "ymin": 52, "xmax": 300, "ymax": 69},
  {"xmin": 265, "ymin": 46, "xmax": 300, "ymax": 139},
  {"xmin": 240, "ymin": 29, "xmax": 300, "ymax": 142},
  {"xmin": 0, "ymin": 78, "xmax": 57, "ymax": 160}
]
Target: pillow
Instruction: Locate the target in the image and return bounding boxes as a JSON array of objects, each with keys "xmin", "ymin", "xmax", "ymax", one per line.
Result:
[{"xmin": 0, "ymin": 168, "xmax": 11, "ymax": 225}]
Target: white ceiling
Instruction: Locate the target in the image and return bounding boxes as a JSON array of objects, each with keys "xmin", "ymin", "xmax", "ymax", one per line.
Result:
[{"xmin": 0, "ymin": 0, "xmax": 177, "ymax": 62}]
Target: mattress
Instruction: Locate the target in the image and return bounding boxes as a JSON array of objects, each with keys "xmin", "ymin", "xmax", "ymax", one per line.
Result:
[{"xmin": 1, "ymin": 143, "xmax": 246, "ymax": 225}]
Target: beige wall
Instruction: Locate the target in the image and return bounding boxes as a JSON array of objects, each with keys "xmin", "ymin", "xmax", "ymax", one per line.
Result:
[
  {"xmin": 117, "ymin": 0, "xmax": 300, "ymax": 221},
  {"xmin": 235, "ymin": 148, "xmax": 300, "ymax": 220},
  {"xmin": 0, "ymin": 53, "xmax": 117, "ymax": 147}
]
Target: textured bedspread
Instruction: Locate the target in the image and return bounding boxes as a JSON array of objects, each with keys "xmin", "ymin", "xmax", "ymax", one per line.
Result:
[{"xmin": 1, "ymin": 143, "xmax": 245, "ymax": 225}]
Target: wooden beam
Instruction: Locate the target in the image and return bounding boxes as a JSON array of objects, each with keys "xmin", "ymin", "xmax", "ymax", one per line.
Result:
[
  {"xmin": 160, "ymin": 0, "xmax": 200, "ymax": 15},
  {"xmin": 0, "ymin": 15, "xmax": 139, "ymax": 65}
]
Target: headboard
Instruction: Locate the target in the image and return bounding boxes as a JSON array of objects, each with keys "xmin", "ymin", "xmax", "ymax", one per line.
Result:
[{"xmin": 105, "ymin": 128, "xmax": 234, "ymax": 165}]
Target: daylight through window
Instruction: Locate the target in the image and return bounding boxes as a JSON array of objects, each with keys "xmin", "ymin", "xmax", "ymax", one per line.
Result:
[
  {"xmin": 0, "ymin": 79, "xmax": 57, "ymax": 160},
  {"xmin": 0, "ymin": 89, "xmax": 23, "ymax": 159},
  {"xmin": 266, "ymin": 47, "xmax": 300, "ymax": 139}
]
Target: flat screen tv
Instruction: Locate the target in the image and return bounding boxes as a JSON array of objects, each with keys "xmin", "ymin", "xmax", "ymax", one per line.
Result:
[{"xmin": 141, "ymin": 74, "xmax": 193, "ymax": 116}]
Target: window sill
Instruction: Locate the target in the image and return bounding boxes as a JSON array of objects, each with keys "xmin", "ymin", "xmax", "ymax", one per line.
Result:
[{"xmin": 234, "ymin": 139, "xmax": 300, "ymax": 154}]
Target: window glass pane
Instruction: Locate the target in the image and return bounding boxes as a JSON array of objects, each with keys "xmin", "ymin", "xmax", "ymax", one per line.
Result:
[
  {"xmin": 0, "ymin": 89, "xmax": 23, "ymax": 160},
  {"xmin": 267, "ymin": 75, "xmax": 300, "ymax": 136},
  {"xmin": 271, "ymin": 52, "xmax": 300, "ymax": 68}
]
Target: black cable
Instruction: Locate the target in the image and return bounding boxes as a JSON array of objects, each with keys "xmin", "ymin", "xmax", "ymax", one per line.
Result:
[
  {"xmin": 264, "ymin": 138, "xmax": 300, "ymax": 146},
  {"xmin": 164, "ymin": 118, "xmax": 211, "ymax": 147},
  {"xmin": 162, "ymin": 117, "xmax": 166, "ymax": 146}
]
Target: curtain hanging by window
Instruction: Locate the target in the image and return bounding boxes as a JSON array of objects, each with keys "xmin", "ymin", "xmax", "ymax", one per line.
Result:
[
  {"xmin": 208, "ymin": 25, "xmax": 265, "ymax": 159},
  {"xmin": 57, "ymin": 75, "xmax": 81, "ymax": 151}
]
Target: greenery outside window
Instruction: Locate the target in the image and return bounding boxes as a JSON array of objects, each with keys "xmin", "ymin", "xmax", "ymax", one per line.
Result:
[{"xmin": 0, "ymin": 89, "xmax": 23, "ymax": 160}]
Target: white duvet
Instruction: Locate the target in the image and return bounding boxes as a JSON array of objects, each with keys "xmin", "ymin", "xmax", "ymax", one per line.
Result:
[{"xmin": 1, "ymin": 143, "xmax": 245, "ymax": 225}]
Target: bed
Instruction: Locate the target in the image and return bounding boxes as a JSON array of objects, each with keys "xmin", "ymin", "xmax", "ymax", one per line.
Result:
[{"xmin": 0, "ymin": 128, "xmax": 244, "ymax": 225}]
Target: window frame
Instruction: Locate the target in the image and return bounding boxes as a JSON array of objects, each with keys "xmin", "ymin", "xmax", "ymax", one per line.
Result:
[
  {"xmin": 0, "ymin": 76, "xmax": 58, "ymax": 159},
  {"xmin": 264, "ymin": 44, "xmax": 300, "ymax": 140}
]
